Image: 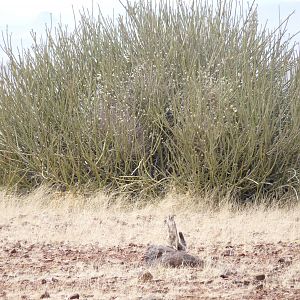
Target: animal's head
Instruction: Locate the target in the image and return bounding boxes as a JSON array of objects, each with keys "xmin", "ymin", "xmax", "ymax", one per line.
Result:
[{"xmin": 164, "ymin": 215, "xmax": 175, "ymax": 224}]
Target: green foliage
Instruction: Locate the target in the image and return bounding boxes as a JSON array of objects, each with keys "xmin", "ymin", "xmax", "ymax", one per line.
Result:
[{"xmin": 0, "ymin": 0, "xmax": 300, "ymax": 203}]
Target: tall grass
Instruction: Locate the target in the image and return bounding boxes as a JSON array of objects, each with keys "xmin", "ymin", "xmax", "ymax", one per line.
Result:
[{"xmin": 0, "ymin": 0, "xmax": 300, "ymax": 203}]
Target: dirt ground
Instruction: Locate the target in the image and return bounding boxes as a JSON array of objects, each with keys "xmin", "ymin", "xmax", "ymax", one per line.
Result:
[{"xmin": 0, "ymin": 191, "xmax": 300, "ymax": 299}]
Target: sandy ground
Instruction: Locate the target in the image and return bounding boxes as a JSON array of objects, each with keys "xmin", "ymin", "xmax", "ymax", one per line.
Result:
[{"xmin": 0, "ymin": 191, "xmax": 300, "ymax": 299}]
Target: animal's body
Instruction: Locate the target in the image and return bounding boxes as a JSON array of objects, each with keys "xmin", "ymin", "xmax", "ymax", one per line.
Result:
[{"xmin": 164, "ymin": 215, "xmax": 186, "ymax": 251}]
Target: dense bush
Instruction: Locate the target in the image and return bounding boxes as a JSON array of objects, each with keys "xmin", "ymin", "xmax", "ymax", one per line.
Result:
[{"xmin": 0, "ymin": 0, "xmax": 299, "ymax": 203}]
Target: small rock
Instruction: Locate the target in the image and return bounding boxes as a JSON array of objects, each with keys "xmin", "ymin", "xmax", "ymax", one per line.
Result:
[
  {"xmin": 256, "ymin": 284, "xmax": 264, "ymax": 290},
  {"xmin": 243, "ymin": 280, "xmax": 250, "ymax": 286},
  {"xmin": 220, "ymin": 270, "xmax": 236, "ymax": 279},
  {"xmin": 222, "ymin": 249, "xmax": 234, "ymax": 256},
  {"xmin": 40, "ymin": 291, "xmax": 50, "ymax": 299},
  {"xmin": 233, "ymin": 280, "xmax": 243, "ymax": 285},
  {"xmin": 278, "ymin": 257, "xmax": 292, "ymax": 265},
  {"xmin": 254, "ymin": 274, "xmax": 266, "ymax": 281},
  {"xmin": 138, "ymin": 271, "xmax": 153, "ymax": 282},
  {"xmin": 15, "ymin": 241, "xmax": 22, "ymax": 248},
  {"xmin": 90, "ymin": 276, "xmax": 99, "ymax": 280},
  {"xmin": 10, "ymin": 248, "xmax": 17, "ymax": 254},
  {"xmin": 137, "ymin": 295, "xmax": 161, "ymax": 300},
  {"xmin": 69, "ymin": 294, "xmax": 80, "ymax": 299},
  {"xmin": 41, "ymin": 279, "xmax": 47, "ymax": 284}
]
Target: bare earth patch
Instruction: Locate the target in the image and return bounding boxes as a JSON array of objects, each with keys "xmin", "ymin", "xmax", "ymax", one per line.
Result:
[{"xmin": 0, "ymin": 191, "xmax": 300, "ymax": 299}]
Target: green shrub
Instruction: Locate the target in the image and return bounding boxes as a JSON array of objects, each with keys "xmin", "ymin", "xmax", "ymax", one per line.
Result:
[{"xmin": 0, "ymin": 0, "xmax": 299, "ymax": 203}]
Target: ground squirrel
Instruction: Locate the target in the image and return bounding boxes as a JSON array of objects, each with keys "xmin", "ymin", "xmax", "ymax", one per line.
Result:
[{"xmin": 164, "ymin": 215, "xmax": 187, "ymax": 251}]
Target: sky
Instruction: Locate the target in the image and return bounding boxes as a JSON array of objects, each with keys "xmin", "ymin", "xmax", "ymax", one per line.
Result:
[{"xmin": 0, "ymin": 0, "xmax": 300, "ymax": 63}]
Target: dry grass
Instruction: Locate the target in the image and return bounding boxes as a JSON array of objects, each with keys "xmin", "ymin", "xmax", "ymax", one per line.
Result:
[
  {"xmin": 0, "ymin": 189, "xmax": 299, "ymax": 299},
  {"xmin": 1, "ymin": 189, "xmax": 299, "ymax": 246}
]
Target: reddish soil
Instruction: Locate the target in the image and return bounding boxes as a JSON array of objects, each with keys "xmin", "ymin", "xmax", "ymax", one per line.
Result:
[{"xmin": 0, "ymin": 239, "xmax": 299, "ymax": 299}]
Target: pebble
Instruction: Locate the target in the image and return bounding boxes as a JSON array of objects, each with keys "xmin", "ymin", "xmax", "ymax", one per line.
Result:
[
  {"xmin": 40, "ymin": 291, "xmax": 50, "ymax": 299},
  {"xmin": 254, "ymin": 274, "xmax": 266, "ymax": 281},
  {"xmin": 138, "ymin": 271, "xmax": 153, "ymax": 282}
]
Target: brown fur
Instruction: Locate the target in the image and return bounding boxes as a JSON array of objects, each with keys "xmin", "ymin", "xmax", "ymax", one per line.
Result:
[{"xmin": 164, "ymin": 215, "xmax": 186, "ymax": 251}]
